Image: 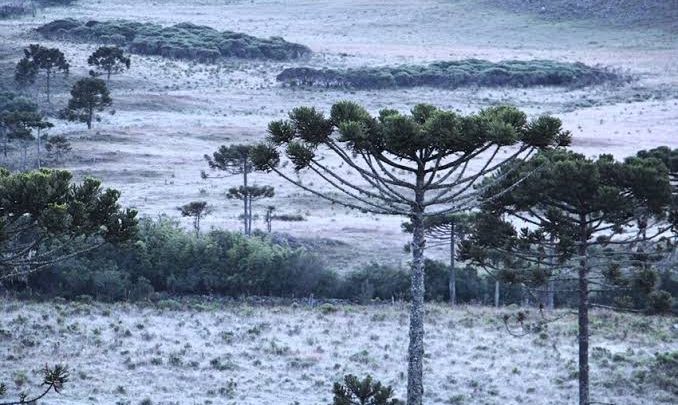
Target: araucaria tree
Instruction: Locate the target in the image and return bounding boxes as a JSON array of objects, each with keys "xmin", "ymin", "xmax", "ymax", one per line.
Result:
[
  {"xmin": 61, "ymin": 78, "xmax": 112, "ymax": 129},
  {"xmin": 15, "ymin": 44, "xmax": 70, "ymax": 103},
  {"xmin": 178, "ymin": 201, "xmax": 211, "ymax": 236},
  {"xmin": 88, "ymin": 46, "xmax": 131, "ymax": 83},
  {"xmin": 476, "ymin": 150, "xmax": 673, "ymax": 405},
  {"xmin": 204, "ymin": 144, "xmax": 256, "ymax": 236},
  {"xmin": 226, "ymin": 185, "xmax": 274, "ymax": 234},
  {"xmin": 0, "ymin": 168, "xmax": 137, "ymax": 279},
  {"xmin": 249, "ymin": 101, "xmax": 570, "ymax": 404}
]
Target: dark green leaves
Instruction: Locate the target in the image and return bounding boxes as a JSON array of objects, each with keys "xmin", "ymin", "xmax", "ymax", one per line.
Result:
[
  {"xmin": 289, "ymin": 106, "xmax": 333, "ymax": 144},
  {"xmin": 332, "ymin": 374, "xmax": 403, "ymax": 405},
  {"xmin": 286, "ymin": 141, "xmax": 315, "ymax": 171},
  {"xmin": 250, "ymin": 143, "xmax": 280, "ymax": 172}
]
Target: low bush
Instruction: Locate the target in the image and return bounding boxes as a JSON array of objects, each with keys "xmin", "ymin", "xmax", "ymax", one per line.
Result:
[
  {"xmin": 276, "ymin": 59, "xmax": 623, "ymax": 89},
  {"xmin": 36, "ymin": 19, "xmax": 311, "ymax": 62}
]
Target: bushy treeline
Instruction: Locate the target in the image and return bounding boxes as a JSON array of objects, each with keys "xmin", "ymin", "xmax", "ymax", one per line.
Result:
[
  {"xmin": 36, "ymin": 19, "xmax": 311, "ymax": 62},
  {"xmin": 3, "ymin": 216, "xmax": 523, "ymax": 303},
  {"xmin": 10, "ymin": 215, "xmax": 672, "ymax": 310},
  {"xmin": 276, "ymin": 59, "xmax": 622, "ymax": 89}
]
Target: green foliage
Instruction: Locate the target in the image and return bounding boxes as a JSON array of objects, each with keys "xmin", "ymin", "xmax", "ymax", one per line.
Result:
[
  {"xmin": 15, "ymin": 44, "xmax": 69, "ymax": 101},
  {"xmin": 37, "ymin": 19, "xmax": 311, "ymax": 62},
  {"xmin": 87, "ymin": 46, "xmax": 131, "ymax": 80},
  {"xmin": 21, "ymin": 216, "xmax": 337, "ymax": 300},
  {"xmin": 60, "ymin": 78, "xmax": 112, "ymax": 129},
  {"xmin": 45, "ymin": 135, "xmax": 72, "ymax": 162},
  {"xmin": 645, "ymin": 290, "xmax": 673, "ymax": 314},
  {"xmin": 0, "ymin": 169, "xmax": 137, "ymax": 279},
  {"xmin": 650, "ymin": 351, "xmax": 678, "ymax": 394},
  {"xmin": 332, "ymin": 375, "xmax": 403, "ymax": 405},
  {"xmin": 277, "ymin": 59, "xmax": 622, "ymax": 90}
]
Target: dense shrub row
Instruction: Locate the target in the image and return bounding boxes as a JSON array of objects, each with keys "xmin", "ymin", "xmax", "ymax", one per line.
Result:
[
  {"xmin": 4, "ymin": 216, "xmax": 674, "ymax": 311},
  {"xmin": 1, "ymin": 216, "xmax": 513, "ymax": 303},
  {"xmin": 36, "ymin": 19, "xmax": 311, "ymax": 62},
  {"xmin": 276, "ymin": 59, "xmax": 622, "ymax": 89}
]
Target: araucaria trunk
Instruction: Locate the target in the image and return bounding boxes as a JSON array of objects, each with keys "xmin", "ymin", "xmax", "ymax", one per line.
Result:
[
  {"xmin": 407, "ymin": 183, "xmax": 426, "ymax": 405},
  {"xmin": 449, "ymin": 221, "xmax": 456, "ymax": 306},
  {"xmin": 578, "ymin": 217, "xmax": 590, "ymax": 405}
]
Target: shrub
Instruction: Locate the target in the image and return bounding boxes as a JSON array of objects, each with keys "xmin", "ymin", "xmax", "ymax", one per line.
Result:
[
  {"xmin": 646, "ymin": 290, "xmax": 673, "ymax": 314},
  {"xmin": 332, "ymin": 374, "xmax": 403, "ymax": 405}
]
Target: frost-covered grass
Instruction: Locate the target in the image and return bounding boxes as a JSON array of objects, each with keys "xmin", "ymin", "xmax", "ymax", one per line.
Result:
[{"xmin": 1, "ymin": 298, "xmax": 675, "ymax": 404}]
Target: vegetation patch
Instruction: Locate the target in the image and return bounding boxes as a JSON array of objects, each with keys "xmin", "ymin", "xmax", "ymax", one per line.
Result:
[
  {"xmin": 1, "ymin": 0, "xmax": 74, "ymax": 19},
  {"xmin": 36, "ymin": 19, "xmax": 311, "ymax": 62},
  {"xmin": 276, "ymin": 59, "xmax": 622, "ymax": 89}
]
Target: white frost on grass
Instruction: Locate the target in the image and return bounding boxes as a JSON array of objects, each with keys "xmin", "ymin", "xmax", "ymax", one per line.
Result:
[{"xmin": 1, "ymin": 299, "xmax": 675, "ymax": 404}]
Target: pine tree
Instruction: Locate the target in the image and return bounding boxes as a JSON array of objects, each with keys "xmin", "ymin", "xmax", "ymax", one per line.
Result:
[
  {"xmin": 178, "ymin": 201, "xmax": 211, "ymax": 236},
  {"xmin": 88, "ymin": 46, "xmax": 131, "ymax": 83},
  {"xmin": 203, "ymin": 144, "xmax": 256, "ymax": 236},
  {"xmin": 249, "ymin": 101, "xmax": 569, "ymax": 404},
  {"xmin": 61, "ymin": 78, "xmax": 112, "ymax": 129},
  {"xmin": 466, "ymin": 149, "xmax": 673, "ymax": 405}
]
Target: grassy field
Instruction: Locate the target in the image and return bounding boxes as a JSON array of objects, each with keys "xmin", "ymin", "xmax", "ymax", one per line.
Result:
[
  {"xmin": 1, "ymin": 298, "xmax": 675, "ymax": 404},
  {"xmin": 0, "ymin": 0, "xmax": 676, "ymax": 269}
]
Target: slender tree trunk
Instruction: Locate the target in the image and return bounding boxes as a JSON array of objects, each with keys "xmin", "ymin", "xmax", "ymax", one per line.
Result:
[
  {"xmin": 46, "ymin": 69, "xmax": 51, "ymax": 103},
  {"xmin": 36, "ymin": 128, "xmax": 41, "ymax": 169},
  {"xmin": 243, "ymin": 162, "xmax": 249, "ymax": 236},
  {"xmin": 87, "ymin": 105, "xmax": 94, "ymax": 129},
  {"xmin": 547, "ymin": 278, "xmax": 555, "ymax": 310},
  {"xmin": 107, "ymin": 69, "xmax": 112, "ymax": 83},
  {"xmin": 578, "ymin": 217, "xmax": 590, "ymax": 405},
  {"xmin": 449, "ymin": 221, "xmax": 456, "ymax": 306},
  {"xmin": 247, "ymin": 195, "xmax": 253, "ymax": 234},
  {"xmin": 407, "ymin": 181, "xmax": 425, "ymax": 405},
  {"xmin": 547, "ymin": 235, "xmax": 556, "ymax": 310},
  {"xmin": 494, "ymin": 279, "xmax": 500, "ymax": 307},
  {"xmin": 1, "ymin": 128, "xmax": 7, "ymax": 158}
]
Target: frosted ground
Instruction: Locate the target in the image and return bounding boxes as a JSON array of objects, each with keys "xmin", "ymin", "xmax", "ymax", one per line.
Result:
[
  {"xmin": 0, "ymin": 0, "xmax": 676, "ymax": 268},
  {"xmin": 1, "ymin": 299, "xmax": 675, "ymax": 404}
]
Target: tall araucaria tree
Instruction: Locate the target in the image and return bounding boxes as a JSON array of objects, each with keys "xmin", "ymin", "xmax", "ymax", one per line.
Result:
[
  {"xmin": 248, "ymin": 101, "xmax": 570, "ymax": 404},
  {"xmin": 0, "ymin": 168, "xmax": 138, "ymax": 280},
  {"xmin": 471, "ymin": 149, "xmax": 673, "ymax": 405},
  {"xmin": 203, "ymin": 144, "xmax": 256, "ymax": 236}
]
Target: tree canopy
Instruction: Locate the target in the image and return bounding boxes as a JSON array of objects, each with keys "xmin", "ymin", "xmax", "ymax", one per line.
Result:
[
  {"xmin": 0, "ymin": 168, "xmax": 137, "ymax": 280},
  {"xmin": 61, "ymin": 78, "xmax": 112, "ymax": 129}
]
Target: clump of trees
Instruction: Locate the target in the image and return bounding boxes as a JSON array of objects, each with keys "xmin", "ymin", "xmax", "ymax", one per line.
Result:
[
  {"xmin": 37, "ymin": 19, "xmax": 312, "ymax": 62},
  {"xmin": 15, "ymin": 44, "xmax": 70, "ymax": 103},
  {"xmin": 277, "ymin": 59, "xmax": 622, "ymax": 90}
]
